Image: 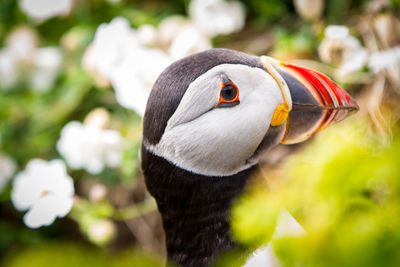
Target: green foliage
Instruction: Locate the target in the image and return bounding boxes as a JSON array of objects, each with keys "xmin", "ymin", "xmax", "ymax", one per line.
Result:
[
  {"xmin": 212, "ymin": 249, "xmax": 249, "ymax": 267},
  {"xmin": 2, "ymin": 242, "xmax": 166, "ymax": 267},
  {"xmin": 232, "ymin": 119, "xmax": 400, "ymax": 266},
  {"xmin": 271, "ymin": 24, "xmax": 317, "ymax": 58},
  {"xmin": 391, "ymin": 0, "xmax": 400, "ymax": 9},
  {"xmin": 231, "ymin": 190, "xmax": 278, "ymax": 248},
  {"xmin": 241, "ymin": 0, "xmax": 292, "ymax": 26}
]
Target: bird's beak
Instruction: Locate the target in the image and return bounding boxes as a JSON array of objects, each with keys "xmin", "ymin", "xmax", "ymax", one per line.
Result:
[{"xmin": 261, "ymin": 56, "xmax": 359, "ymax": 144}]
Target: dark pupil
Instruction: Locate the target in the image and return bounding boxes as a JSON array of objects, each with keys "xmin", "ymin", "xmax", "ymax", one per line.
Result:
[{"xmin": 221, "ymin": 85, "xmax": 237, "ymax": 101}]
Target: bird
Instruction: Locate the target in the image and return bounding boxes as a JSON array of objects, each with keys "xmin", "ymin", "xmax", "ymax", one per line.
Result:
[{"xmin": 141, "ymin": 48, "xmax": 358, "ymax": 267}]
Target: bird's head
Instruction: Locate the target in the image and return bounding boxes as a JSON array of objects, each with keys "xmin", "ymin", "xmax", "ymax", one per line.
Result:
[{"xmin": 143, "ymin": 48, "xmax": 358, "ymax": 177}]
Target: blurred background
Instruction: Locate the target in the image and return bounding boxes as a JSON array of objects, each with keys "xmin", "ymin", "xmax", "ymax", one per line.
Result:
[{"xmin": 1, "ymin": 0, "xmax": 400, "ymax": 266}]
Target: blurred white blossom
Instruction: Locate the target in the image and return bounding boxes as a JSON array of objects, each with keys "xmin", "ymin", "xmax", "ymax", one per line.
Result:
[
  {"xmin": 0, "ymin": 51, "xmax": 19, "ymax": 89},
  {"xmin": 139, "ymin": 16, "xmax": 212, "ymax": 61},
  {"xmin": 156, "ymin": 16, "xmax": 189, "ymax": 48},
  {"xmin": 83, "ymin": 17, "xmax": 173, "ymax": 116},
  {"xmin": 324, "ymin": 25, "xmax": 350, "ymax": 40},
  {"xmin": 88, "ymin": 183, "xmax": 107, "ymax": 202},
  {"xmin": 29, "ymin": 47, "xmax": 63, "ymax": 92},
  {"xmin": 0, "ymin": 27, "xmax": 62, "ymax": 91},
  {"xmin": 368, "ymin": 46, "xmax": 400, "ymax": 73},
  {"xmin": 88, "ymin": 219, "xmax": 116, "ymax": 245},
  {"xmin": 167, "ymin": 22, "xmax": 212, "ymax": 60},
  {"xmin": 84, "ymin": 17, "xmax": 142, "ymax": 79},
  {"xmin": 0, "ymin": 27, "xmax": 36, "ymax": 89},
  {"xmin": 83, "ymin": 108, "xmax": 110, "ymax": 129},
  {"xmin": 338, "ymin": 49, "xmax": 369, "ymax": 77},
  {"xmin": 6, "ymin": 27, "xmax": 38, "ymax": 61},
  {"xmin": 155, "ymin": 16, "xmax": 212, "ymax": 59},
  {"xmin": 0, "ymin": 153, "xmax": 17, "ymax": 192},
  {"xmin": 11, "ymin": 159, "xmax": 74, "ymax": 228},
  {"xmin": 110, "ymin": 47, "xmax": 172, "ymax": 115},
  {"xmin": 294, "ymin": 0, "xmax": 324, "ymax": 21},
  {"xmin": 189, "ymin": 0, "xmax": 246, "ymax": 37},
  {"xmin": 57, "ymin": 120, "xmax": 123, "ymax": 174},
  {"xmin": 319, "ymin": 25, "xmax": 368, "ymax": 77},
  {"xmin": 19, "ymin": 0, "xmax": 74, "ymax": 21},
  {"xmin": 137, "ymin": 24, "xmax": 157, "ymax": 46}
]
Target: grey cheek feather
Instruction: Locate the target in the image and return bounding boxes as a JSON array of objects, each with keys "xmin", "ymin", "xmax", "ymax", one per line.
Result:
[
  {"xmin": 145, "ymin": 102, "xmax": 275, "ymax": 177},
  {"xmin": 145, "ymin": 122, "xmax": 260, "ymax": 177},
  {"xmin": 166, "ymin": 73, "xmax": 220, "ymax": 130}
]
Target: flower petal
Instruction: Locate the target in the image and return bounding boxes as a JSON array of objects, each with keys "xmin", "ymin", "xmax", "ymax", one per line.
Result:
[
  {"xmin": 23, "ymin": 194, "xmax": 73, "ymax": 228},
  {"xmin": 12, "ymin": 170, "xmax": 43, "ymax": 211},
  {"xmin": 11, "ymin": 158, "xmax": 74, "ymax": 211}
]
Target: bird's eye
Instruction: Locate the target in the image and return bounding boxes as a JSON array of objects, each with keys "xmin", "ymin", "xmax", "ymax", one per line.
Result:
[
  {"xmin": 218, "ymin": 75, "xmax": 239, "ymax": 107},
  {"xmin": 221, "ymin": 85, "xmax": 237, "ymax": 101}
]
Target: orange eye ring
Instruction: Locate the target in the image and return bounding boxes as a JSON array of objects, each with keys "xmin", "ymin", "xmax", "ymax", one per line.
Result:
[{"xmin": 218, "ymin": 74, "xmax": 240, "ymax": 107}]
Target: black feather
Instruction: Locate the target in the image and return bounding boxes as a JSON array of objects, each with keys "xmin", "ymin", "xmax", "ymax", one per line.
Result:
[{"xmin": 142, "ymin": 148, "xmax": 256, "ymax": 267}]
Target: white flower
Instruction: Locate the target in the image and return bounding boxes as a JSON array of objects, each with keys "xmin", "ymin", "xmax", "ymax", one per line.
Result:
[
  {"xmin": 156, "ymin": 16, "xmax": 189, "ymax": 48},
  {"xmin": 168, "ymin": 23, "xmax": 212, "ymax": 60},
  {"xmin": 19, "ymin": 0, "xmax": 74, "ymax": 21},
  {"xmin": 87, "ymin": 219, "xmax": 116, "ymax": 245},
  {"xmin": 11, "ymin": 159, "xmax": 74, "ymax": 228},
  {"xmin": 0, "ymin": 153, "xmax": 17, "ymax": 192},
  {"xmin": 324, "ymin": 25, "xmax": 349, "ymax": 39},
  {"xmin": 0, "ymin": 50, "xmax": 19, "ymax": 89},
  {"xmin": 368, "ymin": 46, "xmax": 400, "ymax": 73},
  {"xmin": 337, "ymin": 48, "xmax": 369, "ymax": 77},
  {"xmin": 0, "ymin": 27, "xmax": 62, "ymax": 91},
  {"xmin": 87, "ymin": 17, "xmax": 142, "ymax": 79},
  {"xmin": 189, "ymin": 0, "xmax": 246, "ymax": 37},
  {"xmin": 318, "ymin": 25, "xmax": 368, "ymax": 77},
  {"xmin": 57, "ymin": 121, "xmax": 123, "ymax": 174},
  {"xmin": 0, "ymin": 27, "xmax": 37, "ymax": 89},
  {"xmin": 111, "ymin": 47, "xmax": 172, "ymax": 115},
  {"xmin": 137, "ymin": 24, "xmax": 157, "ymax": 46},
  {"xmin": 29, "ymin": 47, "xmax": 63, "ymax": 92},
  {"xmin": 6, "ymin": 27, "xmax": 38, "ymax": 62},
  {"xmin": 294, "ymin": 0, "xmax": 324, "ymax": 21},
  {"xmin": 84, "ymin": 17, "xmax": 173, "ymax": 116},
  {"xmin": 88, "ymin": 183, "xmax": 107, "ymax": 202},
  {"xmin": 154, "ymin": 16, "xmax": 212, "ymax": 60}
]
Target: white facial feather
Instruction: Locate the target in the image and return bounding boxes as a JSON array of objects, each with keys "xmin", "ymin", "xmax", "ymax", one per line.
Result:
[{"xmin": 145, "ymin": 64, "xmax": 284, "ymax": 176}]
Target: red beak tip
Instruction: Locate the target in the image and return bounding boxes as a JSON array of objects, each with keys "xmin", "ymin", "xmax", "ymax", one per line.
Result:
[{"xmin": 280, "ymin": 62, "xmax": 359, "ymax": 130}]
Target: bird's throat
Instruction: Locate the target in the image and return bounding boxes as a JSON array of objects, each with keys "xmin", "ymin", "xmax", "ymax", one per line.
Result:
[{"xmin": 142, "ymin": 147, "xmax": 256, "ymax": 267}]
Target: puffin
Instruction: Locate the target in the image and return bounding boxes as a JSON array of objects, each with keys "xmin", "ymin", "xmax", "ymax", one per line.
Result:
[{"xmin": 141, "ymin": 48, "xmax": 358, "ymax": 267}]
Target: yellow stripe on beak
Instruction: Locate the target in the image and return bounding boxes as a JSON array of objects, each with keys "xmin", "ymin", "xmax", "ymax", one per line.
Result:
[{"xmin": 261, "ymin": 56, "xmax": 292, "ymax": 126}]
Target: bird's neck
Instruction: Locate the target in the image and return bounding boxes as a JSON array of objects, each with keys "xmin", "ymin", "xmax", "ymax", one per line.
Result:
[{"xmin": 142, "ymin": 148, "xmax": 256, "ymax": 267}]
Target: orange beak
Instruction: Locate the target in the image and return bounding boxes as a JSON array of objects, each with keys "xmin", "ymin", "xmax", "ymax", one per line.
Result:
[{"xmin": 265, "ymin": 59, "xmax": 359, "ymax": 144}]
